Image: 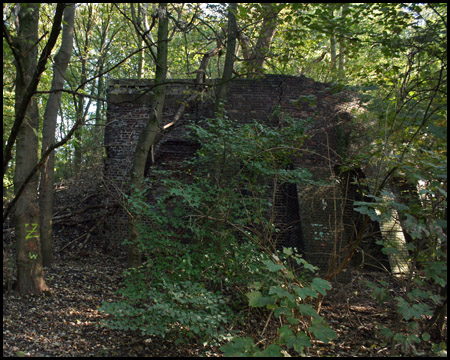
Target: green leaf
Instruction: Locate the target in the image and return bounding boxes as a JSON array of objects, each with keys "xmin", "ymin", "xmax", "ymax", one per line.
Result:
[
  {"xmin": 246, "ymin": 291, "xmax": 275, "ymax": 307},
  {"xmin": 408, "ymin": 288, "xmax": 431, "ymax": 301},
  {"xmin": 427, "ymin": 123, "xmax": 447, "ymax": 140},
  {"xmin": 278, "ymin": 325, "xmax": 311, "ymax": 353},
  {"xmin": 370, "ymin": 285, "xmax": 390, "ymax": 304},
  {"xmin": 296, "ymin": 257, "xmax": 318, "ymax": 272},
  {"xmin": 269, "ymin": 285, "xmax": 292, "ymax": 298},
  {"xmin": 220, "ymin": 337, "xmax": 257, "ymax": 357},
  {"xmin": 249, "ymin": 281, "xmax": 263, "ymax": 291},
  {"xmin": 274, "ymin": 307, "xmax": 291, "ymax": 318},
  {"xmin": 262, "ymin": 344, "xmax": 283, "ymax": 357},
  {"xmin": 382, "ymin": 245, "xmax": 400, "ymax": 255},
  {"xmin": 407, "ymin": 334, "xmax": 421, "ymax": 345},
  {"xmin": 377, "ymin": 325, "xmax": 394, "ymax": 340},
  {"xmin": 282, "ymin": 334, "xmax": 297, "ymax": 350},
  {"xmin": 263, "ymin": 259, "xmax": 285, "ymax": 272},
  {"xmin": 278, "ymin": 324, "xmax": 294, "ymax": 338},
  {"xmin": 309, "ymin": 319, "xmax": 337, "ymax": 343},
  {"xmin": 354, "ymin": 203, "xmax": 383, "ymax": 222},
  {"xmin": 284, "ymin": 269, "xmax": 295, "ymax": 280},
  {"xmin": 297, "ymin": 304, "xmax": 319, "ymax": 318},
  {"xmin": 293, "ymin": 285, "xmax": 318, "ymax": 299},
  {"xmin": 393, "ymin": 333, "xmax": 406, "ymax": 343},
  {"xmin": 310, "ymin": 278, "xmax": 331, "ymax": 295},
  {"xmin": 397, "ymin": 298, "xmax": 433, "ymax": 321},
  {"xmin": 293, "ymin": 332, "xmax": 311, "ymax": 353}
]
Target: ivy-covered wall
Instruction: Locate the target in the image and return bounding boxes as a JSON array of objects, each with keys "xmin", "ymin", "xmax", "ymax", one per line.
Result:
[{"xmin": 103, "ymin": 75, "xmax": 358, "ymax": 272}]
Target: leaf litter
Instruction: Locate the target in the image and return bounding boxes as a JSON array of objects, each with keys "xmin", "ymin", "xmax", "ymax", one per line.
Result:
[
  {"xmin": 3, "ymin": 175, "xmax": 445, "ymax": 356},
  {"xmin": 4, "ymin": 243, "xmax": 445, "ymax": 357}
]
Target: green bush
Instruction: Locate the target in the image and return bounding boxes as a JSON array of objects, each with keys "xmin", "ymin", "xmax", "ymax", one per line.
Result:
[
  {"xmin": 355, "ymin": 159, "xmax": 447, "ymax": 355},
  {"xmin": 101, "ymin": 110, "xmax": 315, "ymax": 346},
  {"xmin": 100, "ymin": 276, "xmax": 232, "ymax": 345},
  {"xmin": 220, "ymin": 248, "xmax": 337, "ymax": 356}
]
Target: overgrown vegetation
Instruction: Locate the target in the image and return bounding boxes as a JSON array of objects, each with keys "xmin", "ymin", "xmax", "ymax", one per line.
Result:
[
  {"xmin": 101, "ymin": 102, "xmax": 447, "ymax": 355},
  {"xmin": 100, "ymin": 111, "xmax": 332, "ymax": 350},
  {"xmin": 346, "ymin": 6, "xmax": 448, "ymax": 352},
  {"xmin": 3, "ymin": 3, "xmax": 446, "ymax": 357},
  {"xmin": 220, "ymin": 248, "xmax": 337, "ymax": 356}
]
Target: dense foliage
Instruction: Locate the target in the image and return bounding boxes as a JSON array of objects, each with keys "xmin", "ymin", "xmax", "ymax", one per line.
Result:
[
  {"xmin": 100, "ymin": 112, "xmax": 318, "ymax": 346},
  {"xmin": 3, "ymin": 4, "xmax": 446, "ymax": 183}
]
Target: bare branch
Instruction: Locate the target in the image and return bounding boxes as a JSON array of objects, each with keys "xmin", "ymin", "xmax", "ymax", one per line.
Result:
[
  {"xmin": 3, "ymin": 95, "xmax": 84, "ymax": 221},
  {"xmin": 2, "ymin": 21, "xmax": 25, "ymax": 82}
]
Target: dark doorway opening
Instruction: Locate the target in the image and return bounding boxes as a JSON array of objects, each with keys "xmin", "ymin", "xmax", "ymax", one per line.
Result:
[{"xmin": 277, "ymin": 169, "xmax": 305, "ymax": 256}]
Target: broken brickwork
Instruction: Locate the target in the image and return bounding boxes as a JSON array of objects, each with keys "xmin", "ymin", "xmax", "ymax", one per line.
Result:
[{"xmin": 103, "ymin": 75, "xmax": 358, "ymax": 272}]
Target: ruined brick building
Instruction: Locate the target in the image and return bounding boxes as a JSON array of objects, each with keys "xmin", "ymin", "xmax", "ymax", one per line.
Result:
[{"xmin": 103, "ymin": 74, "xmax": 388, "ymax": 272}]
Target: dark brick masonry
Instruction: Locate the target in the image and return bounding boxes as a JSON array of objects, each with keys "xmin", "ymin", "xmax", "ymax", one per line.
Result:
[{"xmin": 103, "ymin": 75, "xmax": 359, "ymax": 272}]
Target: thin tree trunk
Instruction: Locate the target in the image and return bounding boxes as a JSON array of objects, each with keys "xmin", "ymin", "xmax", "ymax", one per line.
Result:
[
  {"xmin": 3, "ymin": 4, "xmax": 65, "ymax": 177},
  {"xmin": 95, "ymin": 63, "xmax": 105, "ymax": 146},
  {"xmin": 330, "ymin": 15, "xmax": 337, "ymax": 81},
  {"xmin": 215, "ymin": 3, "xmax": 237, "ymax": 113},
  {"xmin": 74, "ymin": 71, "xmax": 86, "ymax": 173},
  {"xmin": 128, "ymin": 3, "xmax": 169, "ymax": 268},
  {"xmin": 338, "ymin": 4, "xmax": 348, "ymax": 80},
  {"xmin": 338, "ymin": 39, "xmax": 345, "ymax": 80},
  {"xmin": 14, "ymin": 3, "xmax": 49, "ymax": 294},
  {"xmin": 131, "ymin": 4, "xmax": 145, "ymax": 79},
  {"xmin": 94, "ymin": 6, "xmax": 112, "ymax": 148},
  {"xmin": 39, "ymin": 4, "xmax": 75, "ymax": 267},
  {"xmin": 73, "ymin": 5, "xmax": 94, "ymax": 174},
  {"xmin": 246, "ymin": 3, "xmax": 280, "ymax": 77}
]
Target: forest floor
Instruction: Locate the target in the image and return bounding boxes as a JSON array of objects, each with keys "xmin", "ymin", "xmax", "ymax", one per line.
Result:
[
  {"xmin": 3, "ymin": 175, "xmax": 446, "ymax": 357},
  {"xmin": 3, "ymin": 242, "xmax": 446, "ymax": 357}
]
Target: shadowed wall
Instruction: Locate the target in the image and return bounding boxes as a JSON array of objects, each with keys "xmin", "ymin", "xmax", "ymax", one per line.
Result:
[{"xmin": 103, "ymin": 75, "xmax": 359, "ymax": 272}]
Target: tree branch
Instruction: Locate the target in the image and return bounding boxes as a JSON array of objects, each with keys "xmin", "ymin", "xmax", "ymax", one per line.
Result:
[
  {"xmin": 3, "ymin": 93, "xmax": 84, "ymax": 221},
  {"xmin": 2, "ymin": 21, "xmax": 25, "ymax": 82},
  {"xmin": 3, "ymin": 3, "xmax": 66, "ymax": 177}
]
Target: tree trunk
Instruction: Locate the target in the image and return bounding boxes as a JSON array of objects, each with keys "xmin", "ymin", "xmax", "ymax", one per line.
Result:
[
  {"xmin": 74, "ymin": 72, "xmax": 86, "ymax": 173},
  {"xmin": 39, "ymin": 4, "xmax": 75, "ymax": 267},
  {"xmin": 94, "ymin": 6, "xmax": 112, "ymax": 148},
  {"xmin": 14, "ymin": 3, "xmax": 49, "ymax": 294},
  {"xmin": 95, "ymin": 63, "xmax": 106, "ymax": 146},
  {"xmin": 245, "ymin": 3, "xmax": 280, "ymax": 77},
  {"xmin": 73, "ymin": 5, "xmax": 94, "ymax": 174},
  {"xmin": 330, "ymin": 11, "xmax": 337, "ymax": 81},
  {"xmin": 215, "ymin": 3, "xmax": 237, "ymax": 113},
  {"xmin": 338, "ymin": 4, "xmax": 348, "ymax": 80},
  {"xmin": 127, "ymin": 3, "xmax": 169, "ymax": 268},
  {"xmin": 131, "ymin": 4, "xmax": 147, "ymax": 79},
  {"xmin": 3, "ymin": 4, "xmax": 65, "ymax": 176}
]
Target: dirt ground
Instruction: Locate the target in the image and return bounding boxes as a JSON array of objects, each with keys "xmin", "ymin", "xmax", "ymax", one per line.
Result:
[{"xmin": 3, "ymin": 238, "xmax": 446, "ymax": 357}]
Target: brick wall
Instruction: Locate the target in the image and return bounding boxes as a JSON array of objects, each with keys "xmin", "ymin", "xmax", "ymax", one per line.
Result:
[{"xmin": 103, "ymin": 75, "xmax": 357, "ymax": 272}]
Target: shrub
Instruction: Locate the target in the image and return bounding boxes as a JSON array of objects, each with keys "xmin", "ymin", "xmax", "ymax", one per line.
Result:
[
  {"xmin": 220, "ymin": 248, "xmax": 337, "ymax": 356},
  {"xmin": 355, "ymin": 163, "xmax": 447, "ymax": 355},
  {"xmin": 100, "ymin": 275, "xmax": 232, "ymax": 345},
  {"xmin": 101, "ymin": 109, "xmax": 316, "ymax": 346}
]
